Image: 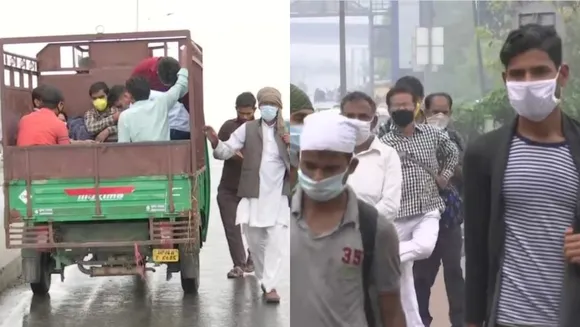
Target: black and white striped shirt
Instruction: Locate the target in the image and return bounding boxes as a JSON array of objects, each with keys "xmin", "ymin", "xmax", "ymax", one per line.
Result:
[{"xmin": 497, "ymin": 135, "xmax": 578, "ymax": 326}]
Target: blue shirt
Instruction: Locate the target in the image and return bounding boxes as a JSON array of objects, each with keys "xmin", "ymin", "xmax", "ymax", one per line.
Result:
[
  {"xmin": 149, "ymin": 90, "xmax": 190, "ymax": 132},
  {"xmin": 117, "ymin": 68, "xmax": 189, "ymax": 142}
]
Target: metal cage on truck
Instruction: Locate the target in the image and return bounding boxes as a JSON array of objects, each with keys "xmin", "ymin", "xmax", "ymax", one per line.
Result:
[{"xmin": 0, "ymin": 30, "xmax": 209, "ymax": 250}]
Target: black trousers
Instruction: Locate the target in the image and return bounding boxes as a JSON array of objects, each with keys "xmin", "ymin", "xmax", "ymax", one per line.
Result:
[
  {"xmin": 413, "ymin": 223, "xmax": 465, "ymax": 327},
  {"xmin": 170, "ymin": 129, "xmax": 191, "ymax": 140}
]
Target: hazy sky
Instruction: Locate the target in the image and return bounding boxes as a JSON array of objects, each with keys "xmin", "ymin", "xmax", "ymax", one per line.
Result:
[{"xmin": 0, "ymin": 0, "xmax": 290, "ymax": 128}]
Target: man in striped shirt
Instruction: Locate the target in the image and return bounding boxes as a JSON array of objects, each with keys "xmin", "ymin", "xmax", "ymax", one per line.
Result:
[{"xmin": 464, "ymin": 24, "xmax": 580, "ymax": 327}]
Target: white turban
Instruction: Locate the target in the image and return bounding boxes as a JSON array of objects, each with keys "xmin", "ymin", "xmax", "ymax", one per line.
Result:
[{"xmin": 300, "ymin": 111, "xmax": 359, "ymax": 153}]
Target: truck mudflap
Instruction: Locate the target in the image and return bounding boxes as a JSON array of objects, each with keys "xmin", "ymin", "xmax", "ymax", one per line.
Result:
[{"xmin": 5, "ymin": 216, "xmax": 198, "ymax": 249}]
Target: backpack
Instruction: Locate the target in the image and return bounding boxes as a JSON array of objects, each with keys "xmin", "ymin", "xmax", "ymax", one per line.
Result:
[{"xmin": 358, "ymin": 199, "xmax": 378, "ymax": 327}]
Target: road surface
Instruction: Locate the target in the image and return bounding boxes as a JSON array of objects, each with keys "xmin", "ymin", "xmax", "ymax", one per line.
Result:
[{"xmin": 0, "ymin": 160, "xmax": 455, "ymax": 327}]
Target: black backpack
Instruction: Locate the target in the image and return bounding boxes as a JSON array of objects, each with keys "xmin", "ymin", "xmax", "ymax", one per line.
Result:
[{"xmin": 358, "ymin": 199, "xmax": 378, "ymax": 327}]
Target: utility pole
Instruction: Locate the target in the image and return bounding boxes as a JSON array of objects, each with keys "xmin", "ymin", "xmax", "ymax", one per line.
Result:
[
  {"xmin": 368, "ymin": 1, "xmax": 375, "ymax": 95},
  {"xmin": 135, "ymin": 0, "xmax": 140, "ymax": 31},
  {"xmin": 339, "ymin": 0, "xmax": 347, "ymax": 98}
]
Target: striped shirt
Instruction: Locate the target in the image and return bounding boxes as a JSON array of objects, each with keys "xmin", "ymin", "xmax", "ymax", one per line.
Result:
[{"xmin": 497, "ymin": 135, "xmax": 578, "ymax": 326}]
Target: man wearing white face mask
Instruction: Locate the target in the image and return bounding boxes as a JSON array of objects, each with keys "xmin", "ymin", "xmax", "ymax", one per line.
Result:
[
  {"xmin": 203, "ymin": 86, "xmax": 290, "ymax": 303},
  {"xmin": 464, "ymin": 24, "xmax": 580, "ymax": 327},
  {"xmin": 340, "ymin": 91, "xmax": 402, "ymax": 221},
  {"xmin": 416, "ymin": 92, "xmax": 465, "ymax": 327},
  {"xmin": 291, "ymin": 111, "xmax": 405, "ymax": 327}
]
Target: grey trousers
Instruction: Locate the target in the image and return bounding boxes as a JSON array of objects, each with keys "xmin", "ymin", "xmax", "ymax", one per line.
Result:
[
  {"xmin": 414, "ymin": 223, "xmax": 465, "ymax": 327},
  {"xmin": 216, "ymin": 189, "xmax": 246, "ymax": 267}
]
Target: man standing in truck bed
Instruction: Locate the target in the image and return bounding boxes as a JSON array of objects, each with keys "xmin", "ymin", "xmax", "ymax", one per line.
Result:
[
  {"xmin": 203, "ymin": 87, "xmax": 290, "ymax": 303},
  {"xmin": 118, "ymin": 60, "xmax": 188, "ymax": 142}
]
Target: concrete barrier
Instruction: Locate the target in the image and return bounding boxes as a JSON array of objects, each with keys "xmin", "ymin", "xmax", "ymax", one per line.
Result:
[{"xmin": 0, "ymin": 167, "xmax": 22, "ymax": 293}]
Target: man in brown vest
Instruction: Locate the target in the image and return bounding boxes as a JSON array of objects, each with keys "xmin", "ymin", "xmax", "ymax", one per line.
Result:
[{"xmin": 203, "ymin": 87, "xmax": 290, "ymax": 303}]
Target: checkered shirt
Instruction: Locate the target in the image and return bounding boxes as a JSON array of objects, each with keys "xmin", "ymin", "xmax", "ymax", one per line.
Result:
[
  {"xmin": 84, "ymin": 107, "xmax": 119, "ymax": 140},
  {"xmin": 380, "ymin": 124, "xmax": 459, "ymax": 219}
]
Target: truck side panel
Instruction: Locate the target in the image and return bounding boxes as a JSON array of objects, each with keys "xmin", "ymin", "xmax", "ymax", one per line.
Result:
[{"xmin": 8, "ymin": 175, "xmax": 192, "ymax": 222}]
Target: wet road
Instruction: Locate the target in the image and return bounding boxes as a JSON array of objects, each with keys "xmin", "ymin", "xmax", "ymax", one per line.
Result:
[{"xmin": 0, "ymin": 161, "xmax": 289, "ymax": 327}]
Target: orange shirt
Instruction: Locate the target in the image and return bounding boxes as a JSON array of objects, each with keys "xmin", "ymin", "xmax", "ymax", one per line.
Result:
[{"xmin": 17, "ymin": 108, "xmax": 70, "ymax": 146}]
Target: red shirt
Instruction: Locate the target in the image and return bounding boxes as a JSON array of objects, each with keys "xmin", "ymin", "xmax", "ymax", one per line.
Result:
[
  {"xmin": 132, "ymin": 57, "xmax": 190, "ymax": 112},
  {"xmin": 17, "ymin": 109, "xmax": 70, "ymax": 146}
]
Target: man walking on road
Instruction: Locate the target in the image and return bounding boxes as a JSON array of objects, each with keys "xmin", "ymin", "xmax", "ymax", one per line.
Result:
[
  {"xmin": 290, "ymin": 111, "xmax": 405, "ymax": 327},
  {"xmin": 414, "ymin": 92, "xmax": 465, "ymax": 327},
  {"xmin": 380, "ymin": 84, "xmax": 459, "ymax": 327},
  {"xmin": 216, "ymin": 92, "xmax": 257, "ymax": 279},
  {"xmin": 204, "ymin": 87, "xmax": 290, "ymax": 303},
  {"xmin": 289, "ymin": 83, "xmax": 315, "ymax": 188},
  {"xmin": 464, "ymin": 24, "xmax": 580, "ymax": 327}
]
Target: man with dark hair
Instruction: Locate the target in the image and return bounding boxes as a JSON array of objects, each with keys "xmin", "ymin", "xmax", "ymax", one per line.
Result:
[
  {"xmin": 378, "ymin": 76, "xmax": 426, "ymax": 137},
  {"xmin": 132, "ymin": 56, "xmax": 189, "ymax": 111},
  {"xmin": 18, "ymin": 85, "xmax": 70, "ymax": 146},
  {"xmin": 216, "ymin": 91, "xmax": 256, "ymax": 278},
  {"xmin": 340, "ymin": 91, "xmax": 402, "ymax": 222},
  {"xmin": 464, "ymin": 24, "xmax": 580, "ymax": 327},
  {"xmin": 380, "ymin": 84, "xmax": 459, "ymax": 327},
  {"xmin": 118, "ymin": 64, "xmax": 188, "ymax": 142},
  {"xmin": 291, "ymin": 111, "xmax": 404, "ymax": 327},
  {"xmin": 84, "ymin": 81, "xmax": 121, "ymax": 142},
  {"xmin": 414, "ymin": 91, "xmax": 465, "ymax": 327},
  {"xmin": 31, "ymin": 85, "xmax": 48, "ymax": 110}
]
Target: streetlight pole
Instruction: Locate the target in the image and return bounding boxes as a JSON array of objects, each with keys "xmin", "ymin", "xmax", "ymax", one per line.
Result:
[
  {"xmin": 339, "ymin": 0, "xmax": 347, "ymax": 98},
  {"xmin": 135, "ymin": 0, "xmax": 140, "ymax": 31}
]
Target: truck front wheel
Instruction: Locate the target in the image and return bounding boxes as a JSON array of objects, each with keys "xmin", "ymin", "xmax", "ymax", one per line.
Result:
[{"xmin": 30, "ymin": 253, "xmax": 52, "ymax": 295}]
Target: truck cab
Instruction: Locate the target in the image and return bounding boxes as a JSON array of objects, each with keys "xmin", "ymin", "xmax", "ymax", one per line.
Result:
[{"xmin": 0, "ymin": 30, "xmax": 211, "ymax": 295}]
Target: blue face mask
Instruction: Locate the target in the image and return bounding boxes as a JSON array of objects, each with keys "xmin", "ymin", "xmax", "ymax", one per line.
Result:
[
  {"xmin": 289, "ymin": 125, "xmax": 303, "ymax": 167},
  {"xmin": 298, "ymin": 169, "xmax": 348, "ymax": 202},
  {"xmin": 260, "ymin": 105, "xmax": 278, "ymax": 122}
]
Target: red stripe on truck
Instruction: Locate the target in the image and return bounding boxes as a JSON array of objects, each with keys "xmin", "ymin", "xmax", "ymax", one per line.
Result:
[{"xmin": 64, "ymin": 186, "xmax": 135, "ymax": 196}]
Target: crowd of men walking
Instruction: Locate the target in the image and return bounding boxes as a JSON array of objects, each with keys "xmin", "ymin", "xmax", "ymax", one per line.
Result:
[{"xmin": 205, "ymin": 23, "xmax": 580, "ymax": 327}]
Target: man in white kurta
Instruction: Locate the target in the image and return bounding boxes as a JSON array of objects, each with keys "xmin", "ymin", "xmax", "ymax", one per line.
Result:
[{"xmin": 204, "ymin": 87, "xmax": 289, "ymax": 303}]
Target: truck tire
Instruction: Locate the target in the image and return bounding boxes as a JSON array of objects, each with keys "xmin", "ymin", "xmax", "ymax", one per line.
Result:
[
  {"xmin": 30, "ymin": 253, "xmax": 52, "ymax": 295},
  {"xmin": 180, "ymin": 252, "xmax": 200, "ymax": 295}
]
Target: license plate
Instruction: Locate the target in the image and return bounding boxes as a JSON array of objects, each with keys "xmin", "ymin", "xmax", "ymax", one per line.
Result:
[{"xmin": 152, "ymin": 249, "xmax": 179, "ymax": 262}]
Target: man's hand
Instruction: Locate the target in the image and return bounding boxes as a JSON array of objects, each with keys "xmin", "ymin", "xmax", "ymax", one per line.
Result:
[
  {"xmin": 282, "ymin": 133, "xmax": 290, "ymax": 145},
  {"xmin": 71, "ymin": 140, "xmax": 95, "ymax": 144},
  {"xmin": 564, "ymin": 227, "xmax": 580, "ymax": 263},
  {"xmin": 112, "ymin": 111, "xmax": 121, "ymax": 122},
  {"xmin": 203, "ymin": 125, "xmax": 219, "ymax": 148},
  {"xmin": 435, "ymin": 175, "xmax": 448, "ymax": 189},
  {"xmin": 95, "ymin": 129, "xmax": 110, "ymax": 143},
  {"xmin": 235, "ymin": 151, "xmax": 244, "ymax": 159}
]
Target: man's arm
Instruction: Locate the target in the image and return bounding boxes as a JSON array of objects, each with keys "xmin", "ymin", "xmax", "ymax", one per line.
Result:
[
  {"xmin": 213, "ymin": 123, "xmax": 246, "ymax": 160},
  {"xmin": 437, "ymin": 129, "xmax": 459, "ymax": 181},
  {"xmin": 463, "ymin": 139, "xmax": 491, "ymax": 326},
  {"xmin": 155, "ymin": 68, "xmax": 189, "ymax": 113},
  {"xmin": 218, "ymin": 121, "xmax": 243, "ymax": 162},
  {"xmin": 55, "ymin": 122, "xmax": 71, "ymax": 145},
  {"xmin": 374, "ymin": 148, "xmax": 402, "ymax": 221},
  {"xmin": 84, "ymin": 110, "xmax": 115, "ymax": 135},
  {"xmin": 117, "ymin": 112, "xmax": 131, "ymax": 143},
  {"xmin": 373, "ymin": 217, "xmax": 406, "ymax": 327}
]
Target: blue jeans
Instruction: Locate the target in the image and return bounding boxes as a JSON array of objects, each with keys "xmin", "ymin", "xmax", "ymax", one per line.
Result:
[{"xmin": 170, "ymin": 129, "xmax": 190, "ymax": 140}]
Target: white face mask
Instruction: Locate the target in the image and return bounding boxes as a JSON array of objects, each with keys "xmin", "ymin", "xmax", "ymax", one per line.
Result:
[
  {"xmin": 355, "ymin": 120, "xmax": 372, "ymax": 146},
  {"xmin": 426, "ymin": 113, "xmax": 450, "ymax": 129},
  {"xmin": 506, "ymin": 75, "xmax": 560, "ymax": 122}
]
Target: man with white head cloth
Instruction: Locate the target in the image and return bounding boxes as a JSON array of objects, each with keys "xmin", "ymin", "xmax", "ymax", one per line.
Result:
[
  {"xmin": 290, "ymin": 111, "xmax": 405, "ymax": 327},
  {"xmin": 203, "ymin": 86, "xmax": 290, "ymax": 303}
]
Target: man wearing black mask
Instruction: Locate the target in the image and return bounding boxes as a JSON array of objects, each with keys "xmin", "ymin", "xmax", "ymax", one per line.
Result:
[
  {"xmin": 217, "ymin": 92, "xmax": 256, "ymax": 278},
  {"xmin": 379, "ymin": 84, "xmax": 459, "ymax": 326}
]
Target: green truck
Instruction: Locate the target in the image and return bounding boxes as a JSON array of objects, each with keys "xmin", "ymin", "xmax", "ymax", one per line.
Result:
[{"xmin": 0, "ymin": 30, "xmax": 210, "ymax": 295}]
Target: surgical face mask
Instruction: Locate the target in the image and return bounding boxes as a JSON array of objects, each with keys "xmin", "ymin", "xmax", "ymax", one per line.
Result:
[
  {"xmin": 355, "ymin": 120, "xmax": 372, "ymax": 145},
  {"xmin": 506, "ymin": 75, "xmax": 560, "ymax": 122},
  {"xmin": 260, "ymin": 105, "xmax": 278, "ymax": 122},
  {"xmin": 390, "ymin": 109, "xmax": 414, "ymax": 127},
  {"xmin": 426, "ymin": 113, "xmax": 450, "ymax": 129},
  {"xmin": 298, "ymin": 169, "xmax": 348, "ymax": 202},
  {"xmin": 93, "ymin": 98, "xmax": 108, "ymax": 112}
]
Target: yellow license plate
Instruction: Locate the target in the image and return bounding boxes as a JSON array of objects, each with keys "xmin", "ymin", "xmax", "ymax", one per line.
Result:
[{"xmin": 152, "ymin": 249, "xmax": 179, "ymax": 262}]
